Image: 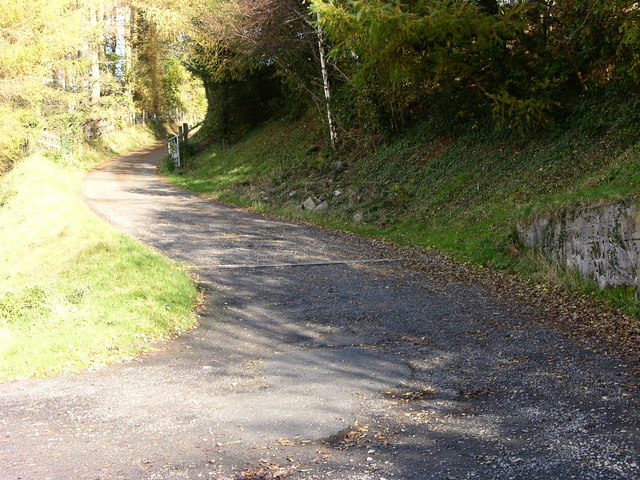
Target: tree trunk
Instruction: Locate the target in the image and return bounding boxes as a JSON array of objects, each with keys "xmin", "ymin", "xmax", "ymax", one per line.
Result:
[
  {"xmin": 315, "ymin": 13, "xmax": 337, "ymax": 149},
  {"xmin": 89, "ymin": 2, "xmax": 101, "ymax": 104},
  {"xmin": 124, "ymin": 6, "xmax": 134, "ymax": 121}
]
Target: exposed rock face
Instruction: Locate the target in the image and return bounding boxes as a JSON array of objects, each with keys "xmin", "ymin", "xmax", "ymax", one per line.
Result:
[{"xmin": 518, "ymin": 199, "xmax": 640, "ymax": 290}]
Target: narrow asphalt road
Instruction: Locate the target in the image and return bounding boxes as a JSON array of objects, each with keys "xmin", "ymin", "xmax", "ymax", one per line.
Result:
[{"xmin": 1, "ymin": 142, "xmax": 638, "ymax": 480}]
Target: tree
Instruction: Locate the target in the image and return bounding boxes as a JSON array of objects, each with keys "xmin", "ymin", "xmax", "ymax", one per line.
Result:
[
  {"xmin": 157, "ymin": 0, "xmax": 341, "ymax": 145},
  {"xmin": 312, "ymin": 0, "xmax": 524, "ymax": 131},
  {"xmin": 0, "ymin": 0, "xmax": 88, "ymax": 171},
  {"xmin": 0, "ymin": 0, "xmax": 206, "ymax": 174}
]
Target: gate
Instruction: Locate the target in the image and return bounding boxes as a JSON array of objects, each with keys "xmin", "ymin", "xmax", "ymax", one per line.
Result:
[{"xmin": 168, "ymin": 135, "xmax": 180, "ymax": 168}]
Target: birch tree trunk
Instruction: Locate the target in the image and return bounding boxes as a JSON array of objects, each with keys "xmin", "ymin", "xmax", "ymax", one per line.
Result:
[
  {"xmin": 124, "ymin": 6, "xmax": 134, "ymax": 123},
  {"xmin": 315, "ymin": 12, "xmax": 337, "ymax": 149},
  {"xmin": 89, "ymin": 2, "xmax": 101, "ymax": 104}
]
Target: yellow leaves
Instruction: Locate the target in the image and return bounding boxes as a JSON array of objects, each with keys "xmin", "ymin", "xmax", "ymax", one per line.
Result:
[{"xmin": 0, "ymin": 0, "xmax": 87, "ymax": 85}]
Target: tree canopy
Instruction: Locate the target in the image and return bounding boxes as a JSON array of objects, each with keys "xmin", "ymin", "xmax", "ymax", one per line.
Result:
[
  {"xmin": 167, "ymin": 0, "xmax": 640, "ymax": 142},
  {"xmin": 0, "ymin": 0, "xmax": 205, "ymax": 173},
  {"xmin": 1, "ymin": 0, "xmax": 639, "ymax": 166}
]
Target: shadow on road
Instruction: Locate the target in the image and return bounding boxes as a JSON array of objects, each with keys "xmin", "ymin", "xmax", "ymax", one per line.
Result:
[{"xmin": 2, "ymin": 142, "xmax": 637, "ymax": 480}]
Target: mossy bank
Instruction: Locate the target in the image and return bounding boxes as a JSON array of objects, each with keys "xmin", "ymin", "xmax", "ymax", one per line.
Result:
[{"xmin": 163, "ymin": 97, "xmax": 640, "ymax": 319}]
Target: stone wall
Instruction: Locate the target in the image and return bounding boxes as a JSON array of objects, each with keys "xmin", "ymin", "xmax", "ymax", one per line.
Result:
[{"xmin": 517, "ymin": 199, "xmax": 640, "ymax": 290}]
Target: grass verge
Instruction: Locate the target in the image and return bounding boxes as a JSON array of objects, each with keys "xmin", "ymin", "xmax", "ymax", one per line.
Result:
[
  {"xmin": 0, "ymin": 128, "xmax": 198, "ymax": 381},
  {"xmin": 161, "ymin": 103, "xmax": 640, "ymax": 319}
]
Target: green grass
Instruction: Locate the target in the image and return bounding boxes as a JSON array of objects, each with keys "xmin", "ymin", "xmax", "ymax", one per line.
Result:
[
  {"xmin": 162, "ymin": 106, "xmax": 640, "ymax": 318},
  {"xmin": 0, "ymin": 128, "xmax": 198, "ymax": 381}
]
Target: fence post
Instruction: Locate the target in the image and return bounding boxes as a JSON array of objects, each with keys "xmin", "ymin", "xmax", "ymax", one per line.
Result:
[
  {"xmin": 175, "ymin": 136, "xmax": 180, "ymax": 168},
  {"xmin": 183, "ymin": 123, "xmax": 189, "ymax": 144}
]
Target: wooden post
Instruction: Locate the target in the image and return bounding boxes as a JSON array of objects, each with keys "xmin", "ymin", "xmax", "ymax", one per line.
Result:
[
  {"xmin": 182, "ymin": 123, "xmax": 189, "ymax": 144},
  {"xmin": 178, "ymin": 125, "xmax": 183, "ymax": 142}
]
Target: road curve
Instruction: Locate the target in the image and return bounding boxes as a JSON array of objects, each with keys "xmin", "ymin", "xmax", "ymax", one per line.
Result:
[{"xmin": 1, "ymin": 142, "xmax": 638, "ymax": 480}]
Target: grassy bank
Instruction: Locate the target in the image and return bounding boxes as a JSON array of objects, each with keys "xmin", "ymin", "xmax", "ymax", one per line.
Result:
[
  {"xmin": 162, "ymin": 102, "xmax": 640, "ymax": 318},
  {"xmin": 0, "ymin": 129, "xmax": 198, "ymax": 381}
]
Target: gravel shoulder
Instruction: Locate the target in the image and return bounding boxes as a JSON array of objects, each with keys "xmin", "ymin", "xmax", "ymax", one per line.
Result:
[{"xmin": 1, "ymin": 142, "xmax": 638, "ymax": 480}]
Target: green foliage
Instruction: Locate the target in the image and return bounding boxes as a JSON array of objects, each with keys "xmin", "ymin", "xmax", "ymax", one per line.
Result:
[
  {"xmin": 175, "ymin": 0, "xmax": 323, "ymax": 145},
  {"xmin": 312, "ymin": 0, "xmax": 523, "ymax": 130},
  {"xmin": 131, "ymin": 8, "xmax": 196, "ymax": 116},
  {"xmin": 488, "ymin": 92, "xmax": 560, "ymax": 134},
  {"xmin": 142, "ymin": 0, "xmax": 640, "ymax": 142},
  {"xmin": 309, "ymin": 0, "xmax": 640, "ymax": 133}
]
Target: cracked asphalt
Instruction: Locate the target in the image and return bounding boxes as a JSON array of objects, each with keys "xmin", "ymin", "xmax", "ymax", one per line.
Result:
[{"xmin": 1, "ymin": 142, "xmax": 638, "ymax": 480}]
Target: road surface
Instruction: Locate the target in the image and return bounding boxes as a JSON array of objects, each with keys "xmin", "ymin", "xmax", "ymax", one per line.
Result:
[{"xmin": 1, "ymin": 142, "xmax": 638, "ymax": 480}]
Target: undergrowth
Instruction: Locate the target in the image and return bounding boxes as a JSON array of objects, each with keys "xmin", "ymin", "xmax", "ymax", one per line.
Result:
[
  {"xmin": 0, "ymin": 128, "xmax": 198, "ymax": 381},
  {"xmin": 162, "ymin": 99, "xmax": 640, "ymax": 319}
]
